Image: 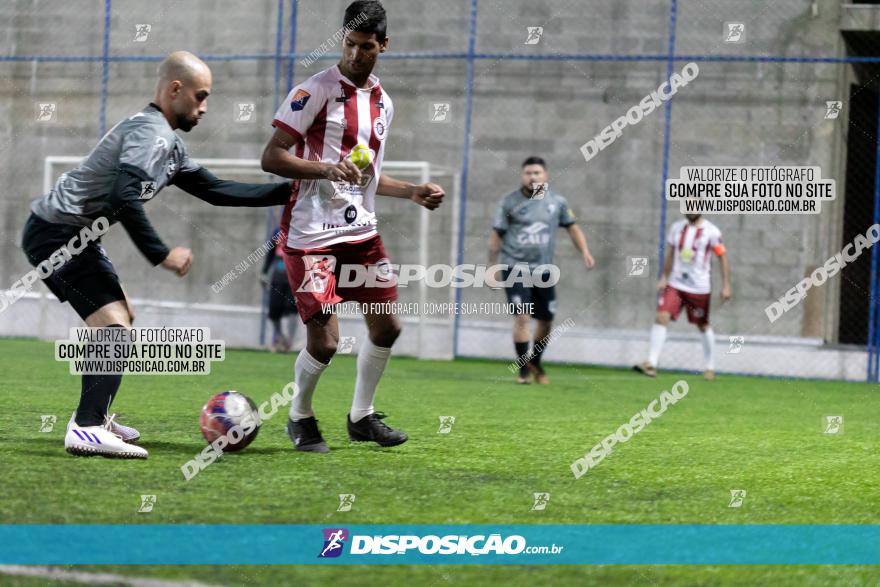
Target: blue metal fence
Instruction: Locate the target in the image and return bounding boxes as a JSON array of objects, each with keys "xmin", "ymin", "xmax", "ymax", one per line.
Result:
[{"xmin": 6, "ymin": 0, "xmax": 880, "ymax": 380}]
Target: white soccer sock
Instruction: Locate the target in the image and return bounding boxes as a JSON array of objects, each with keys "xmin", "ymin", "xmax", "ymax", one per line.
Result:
[
  {"xmin": 648, "ymin": 324, "xmax": 667, "ymax": 367},
  {"xmin": 701, "ymin": 327, "xmax": 715, "ymax": 371},
  {"xmin": 289, "ymin": 348, "xmax": 329, "ymax": 421},
  {"xmin": 350, "ymin": 339, "xmax": 392, "ymax": 423}
]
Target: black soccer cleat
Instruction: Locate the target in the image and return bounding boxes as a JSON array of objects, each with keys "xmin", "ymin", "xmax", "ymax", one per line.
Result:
[
  {"xmin": 516, "ymin": 364, "xmax": 532, "ymax": 384},
  {"xmin": 347, "ymin": 412, "xmax": 408, "ymax": 447},
  {"xmin": 287, "ymin": 416, "xmax": 330, "ymax": 453}
]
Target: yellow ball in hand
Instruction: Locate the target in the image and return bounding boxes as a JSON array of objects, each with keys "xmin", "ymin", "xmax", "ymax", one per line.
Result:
[{"xmin": 349, "ymin": 144, "xmax": 373, "ymax": 170}]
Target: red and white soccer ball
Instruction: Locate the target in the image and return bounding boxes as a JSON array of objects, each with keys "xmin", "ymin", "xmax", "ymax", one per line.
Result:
[{"xmin": 199, "ymin": 391, "xmax": 261, "ymax": 452}]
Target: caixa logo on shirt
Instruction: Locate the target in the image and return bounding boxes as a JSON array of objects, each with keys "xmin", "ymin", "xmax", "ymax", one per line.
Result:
[{"xmin": 516, "ymin": 222, "xmax": 550, "ymax": 245}]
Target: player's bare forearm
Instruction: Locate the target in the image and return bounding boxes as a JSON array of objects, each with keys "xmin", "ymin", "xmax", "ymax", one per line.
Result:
[
  {"xmin": 261, "ymin": 128, "xmax": 332, "ymax": 180},
  {"xmin": 567, "ymin": 224, "xmax": 595, "ymax": 268},
  {"xmin": 262, "ymin": 146, "xmax": 328, "ymax": 180},
  {"xmin": 663, "ymin": 247, "xmax": 675, "ymax": 278},
  {"xmin": 488, "ymin": 230, "xmax": 502, "ymax": 265},
  {"xmin": 657, "ymin": 247, "xmax": 674, "ymax": 289},
  {"xmin": 719, "ymin": 254, "xmax": 732, "ymax": 301},
  {"xmin": 379, "ymin": 175, "xmax": 445, "ymax": 210},
  {"xmin": 377, "ymin": 174, "xmax": 416, "ymax": 198},
  {"xmin": 566, "ymin": 224, "xmax": 588, "ymax": 256}
]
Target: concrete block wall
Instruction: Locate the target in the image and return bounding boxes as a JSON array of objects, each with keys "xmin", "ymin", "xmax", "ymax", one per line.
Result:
[{"xmin": 0, "ymin": 0, "xmax": 852, "ymax": 350}]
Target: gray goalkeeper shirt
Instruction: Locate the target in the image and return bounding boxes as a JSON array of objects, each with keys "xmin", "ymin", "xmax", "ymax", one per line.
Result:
[{"xmin": 492, "ymin": 187, "xmax": 577, "ymax": 271}]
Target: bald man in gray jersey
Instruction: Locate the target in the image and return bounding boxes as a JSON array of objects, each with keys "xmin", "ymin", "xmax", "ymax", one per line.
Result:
[{"xmin": 21, "ymin": 51, "xmax": 293, "ymax": 459}]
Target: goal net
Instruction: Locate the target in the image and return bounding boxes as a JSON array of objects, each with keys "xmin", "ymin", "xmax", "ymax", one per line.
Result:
[{"xmin": 25, "ymin": 157, "xmax": 460, "ymax": 360}]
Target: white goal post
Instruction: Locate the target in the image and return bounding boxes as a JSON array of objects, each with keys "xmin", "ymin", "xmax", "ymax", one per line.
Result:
[{"xmin": 32, "ymin": 157, "xmax": 460, "ymax": 360}]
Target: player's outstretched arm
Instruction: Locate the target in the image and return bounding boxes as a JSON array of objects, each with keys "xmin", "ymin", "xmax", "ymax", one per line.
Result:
[
  {"xmin": 377, "ymin": 174, "xmax": 444, "ymax": 210},
  {"xmin": 172, "ymin": 166, "xmax": 291, "ymax": 207},
  {"xmin": 261, "ymin": 128, "xmax": 361, "ymax": 183},
  {"xmin": 108, "ymin": 165, "xmax": 190, "ymax": 276}
]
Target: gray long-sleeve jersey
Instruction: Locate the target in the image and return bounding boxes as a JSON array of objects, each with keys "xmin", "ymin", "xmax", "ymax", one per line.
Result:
[
  {"xmin": 492, "ymin": 188, "xmax": 577, "ymax": 271},
  {"xmin": 31, "ymin": 103, "xmax": 291, "ymax": 265}
]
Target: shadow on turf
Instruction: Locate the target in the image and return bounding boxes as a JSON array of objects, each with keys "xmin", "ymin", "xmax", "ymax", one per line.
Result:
[
  {"xmin": 16, "ymin": 436, "xmax": 66, "ymax": 457},
  {"xmin": 17, "ymin": 436, "xmax": 412, "ymax": 459}
]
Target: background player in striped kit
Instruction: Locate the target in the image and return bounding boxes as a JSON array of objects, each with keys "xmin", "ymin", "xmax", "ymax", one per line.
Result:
[
  {"xmin": 261, "ymin": 0, "xmax": 444, "ymax": 452},
  {"xmin": 634, "ymin": 213, "xmax": 732, "ymax": 380},
  {"xmin": 21, "ymin": 51, "xmax": 296, "ymax": 458},
  {"xmin": 489, "ymin": 156, "xmax": 595, "ymax": 384}
]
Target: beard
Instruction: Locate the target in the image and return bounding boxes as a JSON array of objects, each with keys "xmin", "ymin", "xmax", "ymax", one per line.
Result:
[{"xmin": 176, "ymin": 113, "xmax": 199, "ymax": 132}]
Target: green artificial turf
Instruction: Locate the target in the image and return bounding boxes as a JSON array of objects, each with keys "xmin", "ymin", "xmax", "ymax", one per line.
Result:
[{"xmin": 1, "ymin": 337, "xmax": 878, "ymax": 585}]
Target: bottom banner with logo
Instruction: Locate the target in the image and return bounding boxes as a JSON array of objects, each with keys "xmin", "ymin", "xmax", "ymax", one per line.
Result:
[{"xmin": 0, "ymin": 525, "xmax": 877, "ymax": 564}]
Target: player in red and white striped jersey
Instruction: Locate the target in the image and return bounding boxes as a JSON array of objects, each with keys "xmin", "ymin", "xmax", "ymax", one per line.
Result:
[
  {"xmin": 261, "ymin": 0, "xmax": 444, "ymax": 452},
  {"xmin": 634, "ymin": 214, "xmax": 732, "ymax": 380}
]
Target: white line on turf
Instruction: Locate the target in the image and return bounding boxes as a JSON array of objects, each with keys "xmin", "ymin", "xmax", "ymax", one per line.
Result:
[{"xmin": 0, "ymin": 566, "xmax": 223, "ymax": 587}]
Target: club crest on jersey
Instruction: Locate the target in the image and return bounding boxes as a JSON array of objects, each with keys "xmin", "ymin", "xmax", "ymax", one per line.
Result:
[
  {"xmin": 291, "ymin": 89, "xmax": 311, "ymax": 112},
  {"xmin": 373, "ymin": 116, "xmax": 387, "ymax": 140}
]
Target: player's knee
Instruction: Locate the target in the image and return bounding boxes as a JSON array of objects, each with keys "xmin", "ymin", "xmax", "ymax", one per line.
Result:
[
  {"xmin": 85, "ymin": 300, "xmax": 131, "ymax": 327},
  {"xmin": 307, "ymin": 331, "xmax": 338, "ymax": 361},
  {"xmin": 309, "ymin": 339, "xmax": 337, "ymax": 362},
  {"xmin": 655, "ymin": 312, "xmax": 670, "ymax": 326},
  {"xmin": 370, "ymin": 320, "xmax": 401, "ymax": 347}
]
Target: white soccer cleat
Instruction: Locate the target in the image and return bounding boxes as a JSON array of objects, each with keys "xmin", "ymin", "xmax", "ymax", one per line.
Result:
[
  {"xmin": 104, "ymin": 413, "xmax": 140, "ymax": 443},
  {"xmin": 67, "ymin": 411, "xmax": 141, "ymax": 443},
  {"xmin": 65, "ymin": 415, "xmax": 147, "ymax": 459}
]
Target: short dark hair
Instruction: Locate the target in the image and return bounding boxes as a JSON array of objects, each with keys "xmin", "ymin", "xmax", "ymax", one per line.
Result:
[
  {"xmin": 522, "ymin": 156, "xmax": 546, "ymax": 169},
  {"xmin": 345, "ymin": 1, "xmax": 387, "ymax": 43}
]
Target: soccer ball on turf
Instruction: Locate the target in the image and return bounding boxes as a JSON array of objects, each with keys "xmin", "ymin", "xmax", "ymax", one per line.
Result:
[{"xmin": 199, "ymin": 391, "xmax": 261, "ymax": 452}]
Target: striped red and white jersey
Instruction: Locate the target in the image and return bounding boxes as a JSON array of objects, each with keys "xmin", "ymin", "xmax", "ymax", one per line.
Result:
[
  {"xmin": 666, "ymin": 218, "xmax": 724, "ymax": 294},
  {"xmin": 272, "ymin": 65, "xmax": 393, "ymax": 249}
]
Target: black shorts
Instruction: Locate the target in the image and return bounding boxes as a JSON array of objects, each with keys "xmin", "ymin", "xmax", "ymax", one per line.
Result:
[
  {"xmin": 502, "ymin": 268, "xmax": 557, "ymax": 321},
  {"xmin": 21, "ymin": 213, "xmax": 125, "ymax": 320},
  {"xmin": 267, "ymin": 269, "xmax": 297, "ymax": 321}
]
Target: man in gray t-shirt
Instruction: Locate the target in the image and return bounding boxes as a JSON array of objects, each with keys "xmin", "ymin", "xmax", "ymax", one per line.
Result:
[
  {"xmin": 21, "ymin": 51, "xmax": 293, "ymax": 459},
  {"xmin": 489, "ymin": 156, "xmax": 595, "ymax": 384}
]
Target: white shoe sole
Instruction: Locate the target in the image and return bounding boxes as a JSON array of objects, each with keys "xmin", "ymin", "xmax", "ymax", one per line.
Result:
[{"xmin": 65, "ymin": 443, "xmax": 147, "ymax": 459}]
